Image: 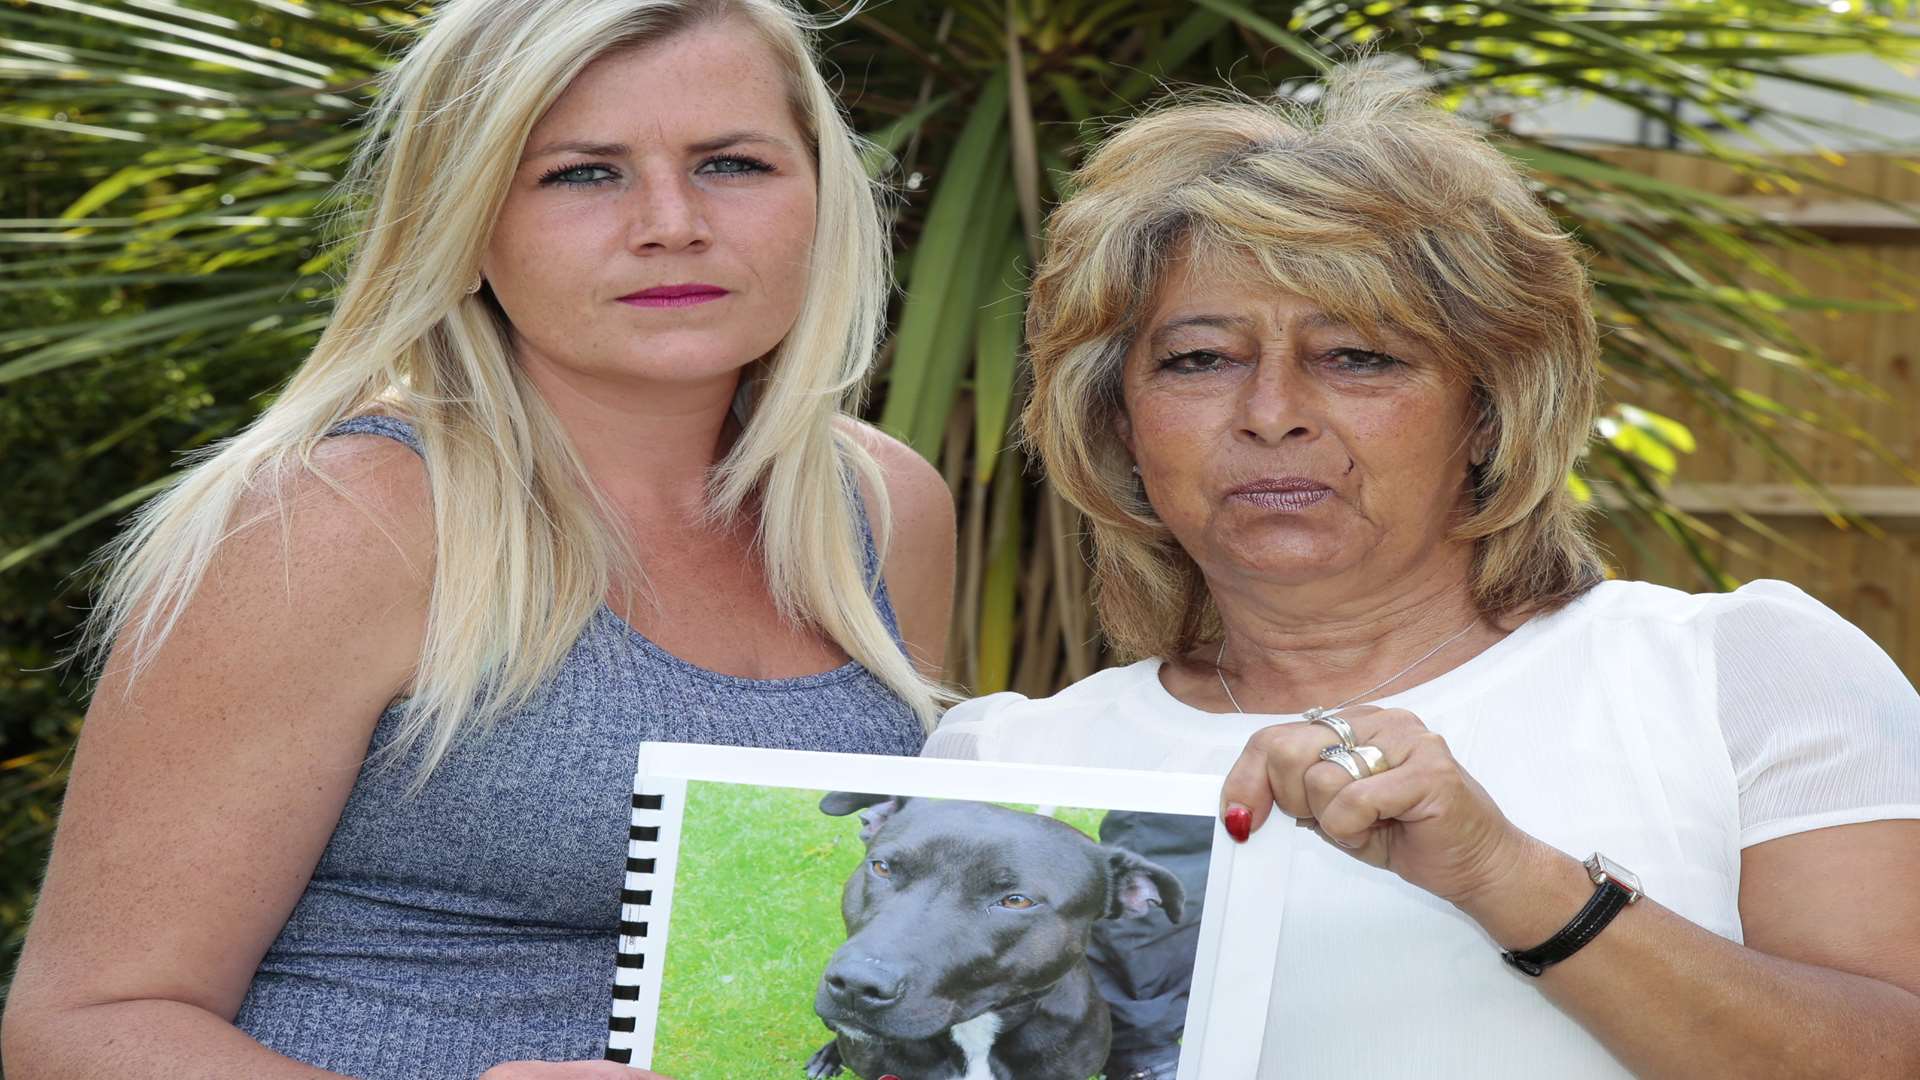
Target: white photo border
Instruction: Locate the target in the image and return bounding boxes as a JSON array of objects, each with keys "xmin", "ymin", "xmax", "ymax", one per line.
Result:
[{"xmin": 604, "ymin": 742, "xmax": 1292, "ymax": 1079}]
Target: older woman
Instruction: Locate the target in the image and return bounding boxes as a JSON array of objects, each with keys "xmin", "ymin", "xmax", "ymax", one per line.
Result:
[
  {"xmin": 928, "ymin": 74, "xmax": 1920, "ymax": 1079},
  {"xmin": 2, "ymin": 1, "xmax": 953, "ymax": 1078}
]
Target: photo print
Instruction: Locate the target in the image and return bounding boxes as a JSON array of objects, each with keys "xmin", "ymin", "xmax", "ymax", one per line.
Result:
[{"xmin": 603, "ymin": 743, "xmax": 1291, "ymax": 1079}]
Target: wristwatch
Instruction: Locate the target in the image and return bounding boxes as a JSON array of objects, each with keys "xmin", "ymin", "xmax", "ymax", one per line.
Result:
[{"xmin": 1499, "ymin": 853, "xmax": 1642, "ymax": 977}]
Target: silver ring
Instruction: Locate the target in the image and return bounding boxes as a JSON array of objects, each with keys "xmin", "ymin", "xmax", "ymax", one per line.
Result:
[
  {"xmin": 1317, "ymin": 744, "xmax": 1364, "ymax": 781},
  {"xmin": 1352, "ymin": 745, "xmax": 1387, "ymax": 776},
  {"xmin": 1308, "ymin": 713, "xmax": 1356, "ymax": 751}
]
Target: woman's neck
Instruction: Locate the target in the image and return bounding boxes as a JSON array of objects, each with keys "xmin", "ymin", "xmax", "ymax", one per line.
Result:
[
  {"xmin": 516, "ymin": 348, "xmax": 742, "ymax": 515},
  {"xmin": 1188, "ymin": 555, "xmax": 1507, "ymax": 715}
]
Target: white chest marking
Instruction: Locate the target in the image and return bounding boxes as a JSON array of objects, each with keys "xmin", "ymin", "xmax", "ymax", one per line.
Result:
[{"xmin": 949, "ymin": 1011, "xmax": 1002, "ymax": 1080}]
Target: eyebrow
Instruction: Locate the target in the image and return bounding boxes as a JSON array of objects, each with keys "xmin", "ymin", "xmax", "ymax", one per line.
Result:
[
  {"xmin": 1147, "ymin": 314, "xmax": 1253, "ymax": 348},
  {"xmin": 1300, "ymin": 311, "xmax": 1361, "ymax": 334},
  {"xmin": 1146, "ymin": 309, "xmax": 1364, "ymax": 347},
  {"xmin": 689, "ymin": 130, "xmax": 792, "ymax": 154},
  {"xmin": 524, "ymin": 130, "xmax": 795, "ymax": 160}
]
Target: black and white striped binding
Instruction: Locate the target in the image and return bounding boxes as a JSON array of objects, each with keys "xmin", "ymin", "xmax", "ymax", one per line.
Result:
[{"xmin": 604, "ymin": 779, "xmax": 684, "ymax": 1064}]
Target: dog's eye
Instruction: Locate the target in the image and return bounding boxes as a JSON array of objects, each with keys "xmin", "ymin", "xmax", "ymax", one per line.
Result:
[
  {"xmin": 997, "ymin": 894, "xmax": 1036, "ymax": 909},
  {"xmin": 869, "ymin": 859, "xmax": 892, "ymax": 878}
]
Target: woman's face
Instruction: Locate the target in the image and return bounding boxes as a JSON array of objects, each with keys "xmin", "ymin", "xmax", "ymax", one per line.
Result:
[
  {"xmin": 1118, "ymin": 250, "xmax": 1487, "ymax": 596},
  {"xmin": 484, "ymin": 20, "xmax": 817, "ymax": 392}
]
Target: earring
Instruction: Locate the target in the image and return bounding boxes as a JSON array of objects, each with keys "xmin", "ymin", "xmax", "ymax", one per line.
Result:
[
  {"xmin": 465, "ymin": 276, "xmax": 483, "ymax": 295},
  {"xmin": 1130, "ymin": 463, "xmax": 1141, "ymax": 475}
]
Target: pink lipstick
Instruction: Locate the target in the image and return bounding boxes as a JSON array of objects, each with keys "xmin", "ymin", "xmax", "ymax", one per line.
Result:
[
  {"xmin": 1228, "ymin": 477, "xmax": 1332, "ymax": 511},
  {"xmin": 618, "ymin": 283, "xmax": 728, "ymax": 308}
]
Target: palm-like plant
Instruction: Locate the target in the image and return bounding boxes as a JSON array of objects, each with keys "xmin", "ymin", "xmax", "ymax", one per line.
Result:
[
  {"xmin": 3, "ymin": 0, "xmax": 1918, "ymax": 963},
  {"xmin": 822, "ymin": 0, "xmax": 1920, "ymax": 691}
]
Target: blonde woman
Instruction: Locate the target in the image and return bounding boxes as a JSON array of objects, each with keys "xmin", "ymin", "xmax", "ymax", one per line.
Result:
[
  {"xmin": 929, "ymin": 74, "xmax": 1920, "ymax": 1079},
  {"xmin": 1, "ymin": 1, "xmax": 954, "ymax": 1077}
]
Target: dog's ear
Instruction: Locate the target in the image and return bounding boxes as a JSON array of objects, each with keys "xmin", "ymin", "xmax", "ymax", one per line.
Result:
[
  {"xmin": 819, "ymin": 791, "xmax": 891, "ymax": 816},
  {"xmin": 818, "ymin": 792, "xmax": 909, "ymax": 844},
  {"xmin": 1102, "ymin": 846, "xmax": 1187, "ymax": 924}
]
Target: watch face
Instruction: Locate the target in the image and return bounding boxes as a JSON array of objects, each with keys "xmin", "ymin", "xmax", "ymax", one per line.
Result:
[{"xmin": 1586, "ymin": 853, "xmax": 1643, "ymax": 900}]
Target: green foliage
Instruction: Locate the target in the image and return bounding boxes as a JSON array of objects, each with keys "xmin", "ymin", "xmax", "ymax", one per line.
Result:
[
  {"xmin": 651, "ymin": 782, "xmax": 857, "ymax": 1074},
  {"xmin": 4, "ymin": 0, "xmax": 1918, "ymax": 989}
]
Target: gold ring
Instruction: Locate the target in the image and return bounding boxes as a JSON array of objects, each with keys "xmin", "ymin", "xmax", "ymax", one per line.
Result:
[{"xmin": 1352, "ymin": 745, "xmax": 1387, "ymax": 776}]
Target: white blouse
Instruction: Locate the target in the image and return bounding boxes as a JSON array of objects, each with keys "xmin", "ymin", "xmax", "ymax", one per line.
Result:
[{"xmin": 923, "ymin": 579, "xmax": 1920, "ymax": 1078}]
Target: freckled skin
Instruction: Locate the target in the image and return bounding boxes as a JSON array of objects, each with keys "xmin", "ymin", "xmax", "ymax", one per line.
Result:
[
  {"xmin": 483, "ymin": 20, "xmax": 818, "ymax": 396},
  {"xmin": 1118, "ymin": 250, "xmax": 1484, "ymax": 602},
  {"xmin": 812, "ymin": 801, "xmax": 1174, "ymax": 1080}
]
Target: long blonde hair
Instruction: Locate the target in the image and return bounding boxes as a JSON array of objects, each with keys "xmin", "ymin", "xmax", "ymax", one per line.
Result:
[
  {"xmin": 1022, "ymin": 71, "xmax": 1605, "ymax": 661},
  {"xmin": 81, "ymin": 0, "xmax": 942, "ymax": 780}
]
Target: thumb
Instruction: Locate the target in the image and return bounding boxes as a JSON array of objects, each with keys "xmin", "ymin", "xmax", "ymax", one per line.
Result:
[{"xmin": 1219, "ymin": 735, "xmax": 1282, "ymax": 842}]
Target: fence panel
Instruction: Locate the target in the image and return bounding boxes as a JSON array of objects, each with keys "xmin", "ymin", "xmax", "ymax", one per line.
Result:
[{"xmin": 1592, "ymin": 150, "xmax": 1919, "ymax": 678}]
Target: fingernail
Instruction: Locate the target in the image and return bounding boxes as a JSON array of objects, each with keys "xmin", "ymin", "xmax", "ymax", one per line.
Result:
[{"xmin": 1224, "ymin": 804, "xmax": 1251, "ymax": 843}]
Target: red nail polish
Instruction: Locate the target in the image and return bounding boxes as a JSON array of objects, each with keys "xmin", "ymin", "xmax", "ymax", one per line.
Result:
[
  {"xmin": 882, "ymin": 1075, "xmax": 901, "ymax": 1079},
  {"xmin": 1224, "ymin": 805, "xmax": 1251, "ymax": 843}
]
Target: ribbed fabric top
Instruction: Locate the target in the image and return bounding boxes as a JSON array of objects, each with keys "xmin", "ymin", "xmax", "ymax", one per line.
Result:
[{"xmin": 234, "ymin": 414, "xmax": 924, "ymax": 1079}]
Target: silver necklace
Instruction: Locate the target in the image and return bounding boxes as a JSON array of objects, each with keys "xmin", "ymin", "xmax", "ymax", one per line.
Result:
[{"xmin": 1214, "ymin": 619, "xmax": 1478, "ymax": 717}]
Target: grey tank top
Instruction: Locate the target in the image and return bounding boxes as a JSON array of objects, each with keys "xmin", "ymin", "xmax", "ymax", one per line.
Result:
[{"xmin": 234, "ymin": 415, "xmax": 924, "ymax": 1078}]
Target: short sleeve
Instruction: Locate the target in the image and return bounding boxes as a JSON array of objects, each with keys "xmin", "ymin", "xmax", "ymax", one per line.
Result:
[
  {"xmin": 1714, "ymin": 580, "xmax": 1920, "ymax": 847},
  {"xmin": 920, "ymin": 691, "xmax": 1028, "ymax": 761}
]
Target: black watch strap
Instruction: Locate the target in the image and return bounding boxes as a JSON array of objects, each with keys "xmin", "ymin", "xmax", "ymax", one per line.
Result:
[{"xmin": 1500, "ymin": 879, "xmax": 1634, "ymax": 977}]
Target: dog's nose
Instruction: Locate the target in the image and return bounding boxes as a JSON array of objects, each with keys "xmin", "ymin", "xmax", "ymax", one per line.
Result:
[{"xmin": 823, "ymin": 956, "xmax": 907, "ymax": 1010}]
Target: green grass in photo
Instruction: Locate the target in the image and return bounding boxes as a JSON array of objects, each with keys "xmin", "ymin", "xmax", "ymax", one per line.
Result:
[{"xmin": 648, "ymin": 784, "xmax": 1107, "ymax": 1077}]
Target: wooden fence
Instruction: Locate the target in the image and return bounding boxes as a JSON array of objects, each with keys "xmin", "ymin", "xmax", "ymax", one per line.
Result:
[{"xmin": 1590, "ymin": 150, "xmax": 1920, "ymax": 679}]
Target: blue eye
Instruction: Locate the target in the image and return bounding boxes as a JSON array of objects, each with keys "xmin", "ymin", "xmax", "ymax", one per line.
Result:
[
  {"xmin": 539, "ymin": 163, "xmax": 616, "ymax": 186},
  {"xmin": 698, "ymin": 155, "xmax": 773, "ymax": 176}
]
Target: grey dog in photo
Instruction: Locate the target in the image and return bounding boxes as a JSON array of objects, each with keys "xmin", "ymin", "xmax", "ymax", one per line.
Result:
[{"xmin": 804, "ymin": 794, "xmax": 1187, "ymax": 1080}]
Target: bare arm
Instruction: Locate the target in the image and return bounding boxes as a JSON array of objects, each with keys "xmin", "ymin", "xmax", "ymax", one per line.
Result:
[
  {"xmin": 1458, "ymin": 819, "xmax": 1920, "ymax": 1079},
  {"xmin": 841, "ymin": 419, "xmax": 956, "ymax": 682},
  {"xmin": 1226, "ymin": 704, "xmax": 1920, "ymax": 1079},
  {"xmin": 1, "ymin": 437, "xmax": 432, "ymax": 1079}
]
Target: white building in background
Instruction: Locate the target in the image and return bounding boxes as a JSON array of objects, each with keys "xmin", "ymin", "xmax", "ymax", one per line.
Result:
[{"xmin": 1506, "ymin": 53, "xmax": 1920, "ymax": 150}]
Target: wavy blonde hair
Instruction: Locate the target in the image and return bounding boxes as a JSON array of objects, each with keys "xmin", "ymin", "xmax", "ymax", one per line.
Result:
[
  {"xmin": 81, "ymin": 0, "xmax": 941, "ymax": 780},
  {"xmin": 1023, "ymin": 70, "xmax": 1605, "ymax": 661}
]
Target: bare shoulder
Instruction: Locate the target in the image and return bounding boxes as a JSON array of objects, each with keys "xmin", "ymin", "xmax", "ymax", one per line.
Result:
[
  {"xmin": 277, "ymin": 432, "xmax": 435, "ymax": 568},
  {"xmin": 132, "ymin": 431, "xmax": 436, "ymax": 675},
  {"xmin": 151, "ymin": 433, "xmax": 439, "ymax": 668},
  {"xmin": 189, "ymin": 429, "xmax": 439, "ymax": 705},
  {"xmin": 836, "ymin": 418, "xmax": 953, "ymax": 548},
  {"xmin": 836, "ymin": 418, "xmax": 956, "ymax": 679}
]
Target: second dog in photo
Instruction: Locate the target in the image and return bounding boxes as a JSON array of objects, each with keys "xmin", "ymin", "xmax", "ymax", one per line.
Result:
[{"xmin": 806, "ymin": 793, "xmax": 1187, "ymax": 1080}]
